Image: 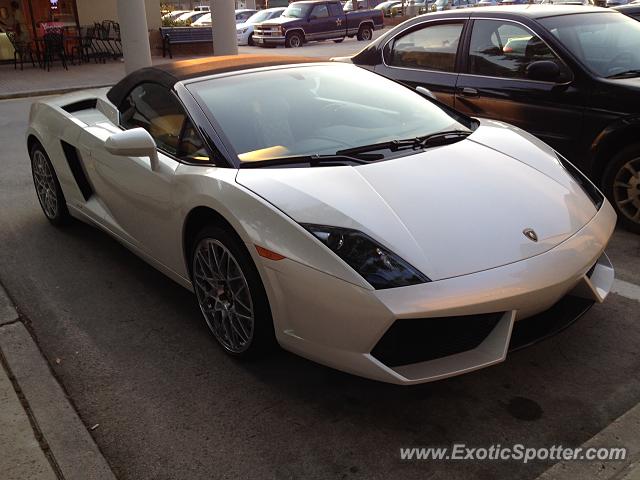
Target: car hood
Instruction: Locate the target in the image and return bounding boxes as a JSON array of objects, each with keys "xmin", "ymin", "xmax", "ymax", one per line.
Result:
[
  {"xmin": 260, "ymin": 16, "xmax": 303, "ymax": 26},
  {"xmin": 236, "ymin": 122, "xmax": 598, "ymax": 281}
]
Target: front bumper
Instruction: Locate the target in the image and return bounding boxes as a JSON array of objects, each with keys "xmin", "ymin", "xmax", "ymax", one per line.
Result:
[
  {"xmin": 260, "ymin": 201, "xmax": 616, "ymax": 385},
  {"xmin": 252, "ymin": 35, "xmax": 285, "ymax": 46},
  {"xmin": 237, "ymin": 31, "xmax": 251, "ymax": 45}
]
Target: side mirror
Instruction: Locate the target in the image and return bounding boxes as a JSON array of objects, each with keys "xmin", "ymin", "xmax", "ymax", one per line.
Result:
[
  {"xmin": 105, "ymin": 128, "xmax": 159, "ymax": 171},
  {"xmin": 526, "ymin": 60, "xmax": 561, "ymax": 82},
  {"xmin": 416, "ymin": 86, "xmax": 436, "ymax": 100}
]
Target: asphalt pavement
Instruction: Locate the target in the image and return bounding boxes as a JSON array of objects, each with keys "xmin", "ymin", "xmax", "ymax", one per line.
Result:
[{"xmin": 1, "ymin": 95, "xmax": 640, "ymax": 480}]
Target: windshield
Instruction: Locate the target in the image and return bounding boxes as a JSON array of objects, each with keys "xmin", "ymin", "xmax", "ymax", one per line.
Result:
[
  {"xmin": 246, "ymin": 9, "xmax": 277, "ymax": 23},
  {"xmin": 539, "ymin": 12, "xmax": 640, "ymax": 77},
  {"xmin": 436, "ymin": 0, "xmax": 447, "ymax": 5},
  {"xmin": 282, "ymin": 4, "xmax": 311, "ymax": 17},
  {"xmin": 188, "ymin": 64, "xmax": 470, "ymax": 164}
]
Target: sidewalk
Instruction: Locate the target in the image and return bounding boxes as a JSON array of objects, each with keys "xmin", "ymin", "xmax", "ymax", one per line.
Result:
[
  {"xmin": 0, "ymin": 284, "xmax": 116, "ymax": 480},
  {"xmin": 0, "ymin": 57, "xmax": 178, "ymax": 100},
  {"xmin": 535, "ymin": 400, "xmax": 640, "ymax": 480}
]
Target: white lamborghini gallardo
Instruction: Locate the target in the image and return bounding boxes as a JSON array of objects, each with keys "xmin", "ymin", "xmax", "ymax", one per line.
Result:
[{"xmin": 26, "ymin": 55, "xmax": 616, "ymax": 384}]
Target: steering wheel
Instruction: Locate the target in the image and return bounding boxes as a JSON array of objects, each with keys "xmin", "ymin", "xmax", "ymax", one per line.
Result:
[{"xmin": 606, "ymin": 51, "xmax": 636, "ymax": 76}]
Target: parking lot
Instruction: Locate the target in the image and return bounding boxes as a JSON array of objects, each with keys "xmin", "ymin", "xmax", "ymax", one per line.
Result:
[{"xmin": 1, "ymin": 91, "xmax": 639, "ymax": 479}]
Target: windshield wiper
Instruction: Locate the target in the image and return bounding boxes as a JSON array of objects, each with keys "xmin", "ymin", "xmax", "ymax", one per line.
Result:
[
  {"xmin": 335, "ymin": 130, "xmax": 471, "ymax": 157},
  {"xmin": 606, "ymin": 69, "xmax": 640, "ymax": 79},
  {"xmin": 239, "ymin": 153, "xmax": 383, "ymax": 168}
]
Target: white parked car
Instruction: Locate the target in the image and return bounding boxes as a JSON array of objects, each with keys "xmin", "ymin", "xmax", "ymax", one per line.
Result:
[
  {"xmin": 192, "ymin": 9, "xmax": 259, "ymax": 27},
  {"xmin": 237, "ymin": 8, "xmax": 285, "ymax": 46},
  {"xmin": 162, "ymin": 10, "xmax": 190, "ymax": 20},
  {"xmin": 25, "ymin": 56, "xmax": 615, "ymax": 385},
  {"xmin": 174, "ymin": 10, "xmax": 209, "ymax": 24}
]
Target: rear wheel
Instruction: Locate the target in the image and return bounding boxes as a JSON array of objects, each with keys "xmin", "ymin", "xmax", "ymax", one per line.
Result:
[
  {"xmin": 357, "ymin": 24, "xmax": 373, "ymax": 41},
  {"xmin": 285, "ymin": 31, "xmax": 303, "ymax": 48},
  {"xmin": 603, "ymin": 144, "xmax": 640, "ymax": 233},
  {"xmin": 29, "ymin": 142, "xmax": 70, "ymax": 226},
  {"xmin": 190, "ymin": 226, "xmax": 275, "ymax": 357}
]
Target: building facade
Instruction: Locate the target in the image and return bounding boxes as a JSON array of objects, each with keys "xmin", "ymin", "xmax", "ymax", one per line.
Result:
[{"xmin": 0, "ymin": 0, "xmax": 161, "ymax": 61}]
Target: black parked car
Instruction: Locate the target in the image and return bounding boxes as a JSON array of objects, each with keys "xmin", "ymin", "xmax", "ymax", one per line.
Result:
[
  {"xmin": 346, "ymin": 6, "xmax": 640, "ymax": 232},
  {"xmin": 613, "ymin": 4, "xmax": 640, "ymax": 20}
]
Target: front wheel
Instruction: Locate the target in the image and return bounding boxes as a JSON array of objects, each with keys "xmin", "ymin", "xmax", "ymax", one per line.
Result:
[
  {"xmin": 333, "ymin": 38, "xmax": 344, "ymax": 43},
  {"xmin": 190, "ymin": 226, "xmax": 275, "ymax": 357},
  {"xmin": 30, "ymin": 142, "xmax": 71, "ymax": 226},
  {"xmin": 603, "ymin": 144, "xmax": 640, "ymax": 233},
  {"xmin": 356, "ymin": 25, "xmax": 373, "ymax": 42},
  {"xmin": 285, "ymin": 31, "xmax": 303, "ymax": 48},
  {"xmin": 248, "ymin": 33, "xmax": 254, "ymax": 46}
]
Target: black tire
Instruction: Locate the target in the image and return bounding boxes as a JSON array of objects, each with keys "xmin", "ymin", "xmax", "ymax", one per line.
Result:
[
  {"xmin": 248, "ymin": 33, "xmax": 254, "ymax": 46},
  {"xmin": 356, "ymin": 24, "xmax": 373, "ymax": 42},
  {"xmin": 602, "ymin": 144, "xmax": 640, "ymax": 233},
  {"xmin": 285, "ymin": 31, "xmax": 303, "ymax": 48},
  {"xmin": 333, "ymin": 38, "xmax": 344, "ymax": 43},
  {"xmin": 29, "ymin": 142, "xmax": 71, "ymax": 226},
  {"xmin": 190, "ymin": 225, "xmax": 276, "ymax": 358}
]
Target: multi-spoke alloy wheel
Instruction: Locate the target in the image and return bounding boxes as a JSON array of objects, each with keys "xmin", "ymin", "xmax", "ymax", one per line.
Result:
[
  {"xmin": 605, "ymin": 145, "xmax": 640, "ymax": 233},
  {"xmin": 613, "ymin": 156, "xmax": 640, "ymax": 225},
  {"xmin": 193, "ymin": 238, "xmax": 256, "ymax": 354},
  {"xmin": 32, "ymin": 149, "xmax": 58, "ymax": 219},
  {"xmin": 29, "ymin": 143, "xmax": 70, "ymax": 226}
]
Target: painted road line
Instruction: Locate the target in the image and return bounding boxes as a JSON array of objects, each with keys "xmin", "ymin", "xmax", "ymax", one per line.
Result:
[{"xmin": 612, "ymin": 279, "xmax": 640, "ymax": 303}]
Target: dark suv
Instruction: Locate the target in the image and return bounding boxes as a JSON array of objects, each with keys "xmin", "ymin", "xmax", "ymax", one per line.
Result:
[{"xmin": 347, "ymin": 6, "xmax": 640, "ymax": 232}]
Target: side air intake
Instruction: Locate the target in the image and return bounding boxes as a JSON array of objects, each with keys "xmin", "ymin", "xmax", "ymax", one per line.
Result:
[{"xmin": 60, "ymin": 141, "xmax": 93, "ymax": 201}]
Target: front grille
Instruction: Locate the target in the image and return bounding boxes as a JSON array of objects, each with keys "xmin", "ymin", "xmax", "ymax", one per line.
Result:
[{"xmin": 371, "ymin": 313, "xmax": 504, "ymax": 367}]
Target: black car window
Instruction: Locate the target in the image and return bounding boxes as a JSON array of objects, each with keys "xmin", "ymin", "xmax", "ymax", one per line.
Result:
[
  {"xmin": 311, "ymin": 4, "xmax": 330, "ymax": 18},
  {"xmin": 468, "ymin": 20, "xmax": 565, "ymax": 80},
  {"xmin": 119, "ymin": 83, "xmax": 186, "ymax": 155},
  {"xmin": 329, "ymin": 2, "xmax": 343, "ymax": 15},
  {"xmin": 388, "ymin": 22, "xmax": 464, "ymax": 72},
  {"xmin": 119, "ymin": 82, "xmax": 212, "ymax": 163}
]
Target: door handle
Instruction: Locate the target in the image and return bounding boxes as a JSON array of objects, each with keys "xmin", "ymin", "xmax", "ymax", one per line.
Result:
[{"xmin": 460, "ymin": 87, "xmax": 479, "ymax": 97}]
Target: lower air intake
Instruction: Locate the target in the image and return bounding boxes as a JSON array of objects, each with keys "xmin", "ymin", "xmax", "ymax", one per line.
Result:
[{"xmin": 371, "ymin": 313, "xmax": 504, "ymax": 367}]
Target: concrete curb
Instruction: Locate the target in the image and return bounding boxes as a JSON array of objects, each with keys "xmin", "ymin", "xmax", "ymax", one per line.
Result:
[
  {"xmin": 0, "ymin": 286, "xmax": 117, "ymax": 480},
  {"xmin": 536, "ymin": 402, "xmax": 640, "ymax": 480},
  {"xmin": 0, "ymin": 85, "xmax": 114, "ymax": 101}
]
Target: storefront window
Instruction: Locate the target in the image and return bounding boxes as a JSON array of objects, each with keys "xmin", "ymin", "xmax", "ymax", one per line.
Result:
[{"xmin": 0, "ymin": 0, "xmax": 78, "ymax": 61}]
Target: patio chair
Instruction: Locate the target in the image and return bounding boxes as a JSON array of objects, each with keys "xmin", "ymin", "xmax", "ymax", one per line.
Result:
[
  {"xmin": 42, "ymin": 28, "xmax": 68, "ymax": 71},
  {"xmin": 71, "ymin": 26, "xmax": 98, "ymax": 64},
  {"xmin": 93, "ymin": 22, "xmax": 114, "ymax": 61},
  {"xmin": 6, "ymin": 31, "xmax": 36, "ymax": 70},
  {"xmin": 102, "ymin": 20, "xmax": 122, "ymax": 57}
]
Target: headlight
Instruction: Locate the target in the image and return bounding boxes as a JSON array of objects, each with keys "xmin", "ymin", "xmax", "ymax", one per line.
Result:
[
  {"xmin": 302, "ymin": 224, "xmax": 430, "ymax": 289},
  {"xmin": 555, "ymin": 152, "xmax": 604, "ymax": 209}
]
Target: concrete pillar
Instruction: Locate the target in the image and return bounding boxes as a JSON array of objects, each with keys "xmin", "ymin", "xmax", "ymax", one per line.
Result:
[
  {"xmin": 211, "ymin": 0, "xmax": 238, "ymax": 56},
  {"xmin": 117, "ymin": 0, "xmax": 152, "ymax": 74},
  {"xmin": 145, "ymin": 0, "xmax": 162, "ymax": 30}
]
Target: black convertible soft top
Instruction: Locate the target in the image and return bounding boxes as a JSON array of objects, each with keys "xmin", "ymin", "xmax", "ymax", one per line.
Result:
[{"xmin": 107, "ymin": 54, "xmax": 325, "ymax": 108}]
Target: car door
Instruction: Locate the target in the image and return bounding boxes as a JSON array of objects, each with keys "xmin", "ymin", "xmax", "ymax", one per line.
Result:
[
  {"xmin": 307, "ymin": 4, "xmax": 336, "ymax": 40},
  {"xmin": 374, "ymin": 19, "xmax": 467, "ymax": 107},
  {"xmin": 85, "ymin": 82, "xmax": 211, "ymax": 268},
  {"xmin": 455, "ymin": 18, "xmax": 584, "ymax": 157}
]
